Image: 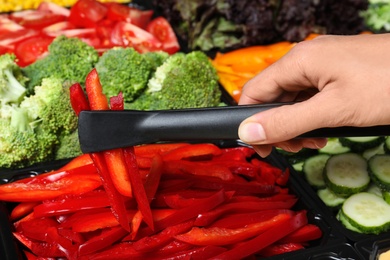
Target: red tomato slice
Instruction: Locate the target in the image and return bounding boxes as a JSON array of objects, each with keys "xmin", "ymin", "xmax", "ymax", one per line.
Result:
[
  {"xmin": 105, "ymin": 3, "xmax": 153, "ymax": 29},
  {"xmin": 69, "ymin": 0, "xmax": 108, "ymax": 28},
  {"xmin": 37, "ymin": 1, "xmax": 70, "ymax": 17},
  {"xmin": 0, "ymin": 29, "xmax": 39, "ymax": 48},
  {"xmin": 0, "ymin": 45, "xmax": 13, "ymax": 55},
  {"xmin": 0, "ymin": 17, "xmax": 24, "ymax": 34},
  {"xmin": 146, "ymin": 17, "xmax": 180, "ymax": 54},
  {"xmin": 42, "ymin": 21, "xmax": 76, "ymax": 36},
  {"xmin": 111, "ymin": 21, "xmax": 162, "ymax": 53},
  {"xmin": 10, "ymin": 10, "xmax": 67, "ymax": 31},
  {"xmin": 14, "ymin": 35, "xmax": 54, "ymax": 67}
]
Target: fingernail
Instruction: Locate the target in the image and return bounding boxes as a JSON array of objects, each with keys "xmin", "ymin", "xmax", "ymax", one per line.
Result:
[{"xmin": 239, "ymin": 122, "xmax": 266, "ymax": 143}]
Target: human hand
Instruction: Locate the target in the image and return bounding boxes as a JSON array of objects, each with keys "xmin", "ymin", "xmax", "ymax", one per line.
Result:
[{"xmin": 238, "ymin": 33, "xmax": 390, "ymax": 157}]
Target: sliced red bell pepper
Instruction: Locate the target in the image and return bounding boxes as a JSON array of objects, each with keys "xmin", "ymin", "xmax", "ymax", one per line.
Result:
[
  {"xmin": 10, "ymin": 202, "xmax": 40, "ymax": 221},
  {"xmin": 123, "ymin": 146, "xmax": 154, "ymax": 230},
  {"xmin": 176, "ymin": 213, "xmax": 292, "ymax": 246},
  {"xmin": 279, "ymin": 224, "xmax": 323, "ymax": 244},
  {"xmin": 89, "ymin": 153, "xmax": 131, "ymax": 231},
  {"xmin": 162, "ymin": 143, "xmax": 222, "ymax": 161},
  {"xmin": 78, "ymin": 226, "xmax": 128, "ymax": 256},
  {"xmin": 133, "ymin": 220, "xmax": 194, "ymax": 252},
  {"xmin": 154, "ymin": 189, "xmax": 227, "ymax": 232},
  {"xmin": 58, "ymin": 153, "xmax": 93, "ymax": 171},
  {"xmin": 69, "ymin": 82, "xmax": 90, "ymax": 116},
  {"xmin": 33, "ymin": 190, "xmax": 111, "ymax": 217},
  {"xmin": 259, "ymin": 242, "xmax": 305, "ymax": 257},
  {"xmin": 85, "ymin": 68, "xmax": 109, "ymax": 110},
  {"xmin": 276, "ymin": 168, "xmax": 290, "ymax": 186},
  {"xmin": 209, "ymin": 211, "xmax": 308, "ymax": 260},
  {"xmin": 134, "ymin": 143, "xmax": 191, "ymax": 158},
  {"xmin": 144, "ymin": 155, "xmax": 163, "ymax": 201},
  {"xmin": 109, "ymin": 91, "xmax": 124, "ymax": 110},
  {"xmin": 18, "ymin": 217, "xmax": 59, "ymax": 241},
  {"xmin": 162, "ymin": 245, "xmax": 227, "ymax": 260},
  {"xmin": 152, "ymin": 240, "xmax": 193, "ymax": 257}
]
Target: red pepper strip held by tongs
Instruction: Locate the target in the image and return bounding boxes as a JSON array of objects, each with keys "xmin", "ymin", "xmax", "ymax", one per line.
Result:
[{"xmin": 70, "ymin": 70, "xmax": 130, "ymax": 231}]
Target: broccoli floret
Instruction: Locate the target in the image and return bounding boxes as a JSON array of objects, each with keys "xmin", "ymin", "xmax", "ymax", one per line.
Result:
[
  {"xmin": 55, "ymin": 129, "xmax": 82, "ymax": 160},
  {"xmin": 95, "ymin": 47, "xmax": 153, "ymax": 103},
  {"xmin": 0, "ymin": 54, "xmax": 28, "ymax": 105},
  {"xmin": 0, "ymin": 105, "xmax": 58, "ymax": 169},
  {"xmin": 143, "ymin": 51, "xmax": 170, "ymax": 72},
  {"xmin": 22, "ymin": 35, "xmax": 99, "ymax": 93},
  {"xmin": 0, "ymin": 77, "xmax": 78, "ymax": 169},
  {"xmin": 126, "ymin": 51, "xmax": 221, "ymax": 110}
]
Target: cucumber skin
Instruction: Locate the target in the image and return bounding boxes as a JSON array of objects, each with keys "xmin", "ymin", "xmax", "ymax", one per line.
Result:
[
  {"xmin": 337, "ymin": 210, "xmax": 363, "ymax": 233},
  {"xmin": 317, "ymin": 188, "xmax": 345, "ymax": 208},
  {"xmin": 341, "ymin": 193, "xmax": 390, "ymax": 235},
  {"xmin": 384, "ymin": 191, "xmax": 390, "ymax": 205},
  {"xmin": 368, "ymin": 154, "xmax": 390, "ymax": 192},
  {"xmin": 303, "ymin": 154, "xmax": 330, "ymax": 189},
  {"xmin": 339, "ymin": 136, "xmax": 386, "ymax": 153},
  {"xmin": 385, "ymin": 137, "xmax": 390, "ymax": 154}
]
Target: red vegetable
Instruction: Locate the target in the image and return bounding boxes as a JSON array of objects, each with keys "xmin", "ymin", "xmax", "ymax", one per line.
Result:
[
  {"xmin": 146, "ymin": 17, "xmax": 180, "ymax": 54},
  {"xmin": 69, "ymin": 0, "xmax": 107, "ymax": 28},
  {"xmin": 14, "ymin": 34, "xmax": 54, "ymax": 66}
]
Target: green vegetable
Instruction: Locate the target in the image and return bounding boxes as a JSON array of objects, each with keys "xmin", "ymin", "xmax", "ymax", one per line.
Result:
[
  {"xmin": 303, "ymin": 154, "xmax": 330, "ymax": 189},
  {"xmin": 22, "ymin": 35, "xmax": 99, "ymax": 93},
  {"xmin": 361, "ymin": 0, "xmax": 390, "ymax": 31},
  {"xmin": 368, "ymin": 154, "xmax": 390, "ymax": 191},
  {"xmin": 341, "ymin": 192, "xmax": 390, "ymax": 234},
  {"xmin": 339, "ymin": 136, "xmax": 386, "ymax": 153},
  {"xmin": 95, "ymin": 47, "xmax": 155, "ymax": 103},
  {"xmin": 0, "ymin": 76, "xmax": 78, "ymax": 169},
  {"xmin": 0, "ymin": 54, "xmax": 28, "ymax": 105},
  {"xmin": 317, "ymin": 188, "xmax": 346, "ymax": 208},
  {"xmin": 126, "ymin": 51, "xmax": 221, "ymax": 110},
  {"xmin": 54, "ymin": 129, "xmax": 82, "ymax": 160}
]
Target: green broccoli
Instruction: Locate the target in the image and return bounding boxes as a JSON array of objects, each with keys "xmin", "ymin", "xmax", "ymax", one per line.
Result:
[
  {"xmin": 0, "ymin": 77, "xmax": 78, "ymax": 169},
  {"xmin": 143, "ymin": 51, "xmax": 170, "ymax": 72},
  {"xmin": 126, "ymin": 51, "xmax": 221, "ymax": 110},
  {"xmin": 0, "ymin": 54, "xmax": 29, "ymax": 105},
  {"xmin": 54, "ymin": 129, "xmax": 82, "ymax": 160},
  {"xmin": 22, "ymin": 35, "xmax": 99, "ymax": 93},
  {"xmin": 95, "ymin": 47, "xmax": 154, "ymax": 103}
]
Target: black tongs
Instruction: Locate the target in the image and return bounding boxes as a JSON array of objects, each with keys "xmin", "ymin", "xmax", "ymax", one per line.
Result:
[{"xmin": 77, "ymin": 103, "xmax": 390, "ymax": 153}]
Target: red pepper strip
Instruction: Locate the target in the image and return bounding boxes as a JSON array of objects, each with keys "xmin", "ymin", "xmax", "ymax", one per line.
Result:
[
  {"xmin": 228, "ymin": 193, "xmax": 297, "ymax": 203},
  {"xmin": 123, "ymin": 146, "xmax": 154, "ymax": 230},
  {"xmin": 78, "ymin": 226, "xmax": 128, "ymax": 256},
  {"xmin": 18, "ymin": 217, "xmax": 59, "ymax": 241},
  {"xmin": 89, "ymin": 153, "xmax": 131, "ymax": 232},
  {"xmin": 23, "ymin": 250, "xmax": 38, "ymax": 260},
  {"xmin": 88, "ymin": 242, "xmax": 144, "ymax": 260},
  {"xmin": 279, "ymin": 224, "xmax": 323, "ymax": 244},
  {"xmin": 133, "ymin": 220, "xmax": 194, "ymax": 253},
  {"xmin": 103, "ymin": 149, "xmax": 132, "ymax": 197},
  {"xmin": 162, "ymin": 143, "xmax": 222, "ymax": 161},
  {"xmin": 259, "ymin": 242, "xmax": 305, "ymax": 257},
  {"xmin": 201, "ymin": 160, "xmax": 258, "ymax": 178},
  {"xmin": 0, "ymin": 170, "xmax": 102, "ymax": 202},
  {"xmin": 46, "ymin": 227, "xmax": 78, "ymax": 260},
  {"xmin": 136, "ymin": 156, "xmax": 153, "ymax": 169},
  {"xmin": 33, "ymin": 190, "xmax": 111, "ymax": 217},
  {"xmin": 13, "ymin": 232, "xmax": 33, "ymax": 251},
  {"xmin": 134, "ymin": 143, "xmax": 191, "ymax": 158},
  {"xmin": 276, "ymin": 168, "xmax": 290, "ymax": 186},
  {"xmin": 176, "ymin": 213, "xmax": 291, "ymax": 246},
  {"xmin": 154, "ymin": 189, "xmax": 227, "ymax": 232},
  {"xmin": 10, "ymin": 202, "xmax": 40, "ymax": 221},
  {"xmin": 58, "ymin": 154, "xmax": 93, "ymax": 171},
  {"xmin": 65, "ymin": 208, "xmax": 136, "ymax": 233},
  {"xmin": 221, "ymin": 146, "xmax": 256, "ymax": 158},
  {"xmin": 163, "ymin": 160, "xmax": 234, "ymax": 181},
  {"xmin": 188, "ymin": 174, "xmax": 278, "ymax": 195},
  {"xmin": 210, "ymin": 209, "xmax": 294, "ymax": 229},
  {"xmin": 212, "ymin": 148, "xmax": 247, "ymax": 162},
  {"xmin": 31, "ymin": 240, "xmax": 65, "ymax": 258},
  {"xmin": 85, "ymin": 68, "xmax": 109, "ymax": 110},
  {"xmin": 69, "ymin": 82, "xmax": 90, "ymax": 116},
  {"xmin": 161, "ymin": 245, "xmax": 227, "ymax": 260},
  {"xmin": 194, "ymin": 199, "xmax": 297, "ymax": 227},
  {"xmin": 57, "ymin": 227, "xmax": 85, "ymax": 244},
  {"xmin": 209, "ymin": 211, "xmax": 308, "ymax": 260},
  {"xmin": 152, "ymin": 240, "xmax": 193, "ymax": 257},
  {"xmin": 130, "ymin": 210, "xmax": 143, "ymax": 240},
  {"xmin": 109, "ymin": 91, "xmax": 124, "ymax": 110}
]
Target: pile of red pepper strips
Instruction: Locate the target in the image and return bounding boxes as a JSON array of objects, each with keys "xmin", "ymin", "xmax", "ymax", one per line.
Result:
[{"xmin": 0, "ymin": 69, "xmax": 323, "ymax": 259}]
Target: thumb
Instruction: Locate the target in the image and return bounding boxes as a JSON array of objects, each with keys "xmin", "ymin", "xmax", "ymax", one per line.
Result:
[{"xmin": 238, "ymin": 99, "xmax": 332, "ymax": 145}]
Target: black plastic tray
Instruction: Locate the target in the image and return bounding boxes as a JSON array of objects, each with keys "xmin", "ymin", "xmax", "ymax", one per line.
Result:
[
  {"xmin": 355, "ymin": 232, "xmax": 390, "ymax": 260},
  {"xmin": 0, "ymin": 142, "xmax": 347, "ymax": 260}
]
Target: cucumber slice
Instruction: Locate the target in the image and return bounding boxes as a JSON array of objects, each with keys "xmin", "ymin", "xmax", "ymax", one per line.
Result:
[
  {"xmin": 303, "ymin": 154, "xmax": 330, "ymax": 189},
  {"xmin": 363, "ymin": 143, "xmax": 385, "ymax": 160},
  {"xmin": 319, "ymin": 138, "xmax": 350, "ymax": 155},
  {"xmin": 339, "ymin": 136, "xmax": 386, "ymax": 153},
  {"xmin": 366, "ymin": 182, "xmax": 384, "ymax": 198},
  {"xmin": 337, "ymin": 210, "xmax": 363, "ymax": 233},
  {"xmin": 317, "ymin": 188, "xmax": 346, "ymax": 208},
  {"xmin": 385, "ymin": 137, "xmax": 390, "ymax": 154},
  {"xmin": 341, "ymin": 192, "xmax": 390, "ymax": 234},
  {"xmin": 292, "ymin": 161, "xmax": 304, "ymax": 172},
  {"xmin": 368, "ymin": 154, "xmax": 390, "ymax": 191},
  {"xmin": 324, "ymin": 153, "xmax": 370, "ymax": 197},
  {"xmin": 276, "ymin": 147, "xmax": 318, "ymax": 164},
  {"xmin": 383, "ymin": 190, "xmax": 390, "ymax": 205}
]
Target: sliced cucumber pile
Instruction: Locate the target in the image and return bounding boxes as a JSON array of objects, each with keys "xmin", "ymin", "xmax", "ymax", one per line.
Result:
[{"xmin": 278, "ymin": 135, "xmax": 390, "ymax": 234}]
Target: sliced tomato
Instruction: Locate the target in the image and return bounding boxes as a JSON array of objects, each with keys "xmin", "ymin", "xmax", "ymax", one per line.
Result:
[
  {"xmin": 42, "ymin": 21, "xmax": 76, "ymax": 37},
  {"xmin": 0, "ymin": 29, "xmax": 39, "ymax": 49},
  {"xmin": 146, "ymin": 17, "xmax": 180, "ymax": 54},
  {"xmin": 14, "ymin": 34, "xmax": 54, "ymax": 67},
  {"xmin": 10, "ymin": 10, "xmax": 67, "ymax": 31},
  {"xmin": 105, "ymin": 3, "xmax": 153, "ymax": 29},
  {"xmin": 111, "ymin": 21, "xmax": 162, "ymax": 53},
  {"xmin": 37, "ymin": 1, "xmax": 70, "ymax": 17},
  {"xmin": 0, "ymin": 17, "xmax": 25, "ymax": 34},
  {"xmin": 96, "ymin": 19, "xmax": 116, "ymax": 47},
  {"xmin": 0, "ymin": 45, "xmax": 14, "ymax": 55},
  {"xmin": 69, "ymin": 0, "xmax": 108, "ymax": 28}
]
